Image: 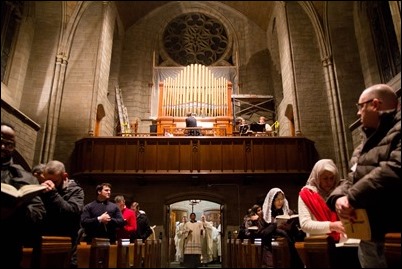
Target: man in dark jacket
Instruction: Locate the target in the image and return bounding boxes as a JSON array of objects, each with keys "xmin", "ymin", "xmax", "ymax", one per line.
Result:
[
  {"xmin": 81, "ymin": 183, "xmax": 125, "ymax": 244},
  {"xmin": 326, "ymin": 84, "xmax": 401, "ymax": 268},
  {"xmin": 1, "ymin": 122, "xmax": 46, "ymax": 268},
  {"xmin": 185, "ymin": 112, "xmax": 200, "ymax": 136},
  {"xmin": 130, "ymin": 202, "xmax": 153, "ymax": 242},
  {"xmin": 41, "ymin": 160, "xmax": 84, "ymax": 267}
]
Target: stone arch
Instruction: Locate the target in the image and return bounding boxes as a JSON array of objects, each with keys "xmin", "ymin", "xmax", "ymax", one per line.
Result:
[{"xmin": 164, "ymin": 190, "xmax": 226, "ymax": 266}]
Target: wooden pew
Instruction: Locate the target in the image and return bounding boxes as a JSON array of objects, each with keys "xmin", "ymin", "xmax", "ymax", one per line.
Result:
[
  {"xmin": 296, "ymin": 235, "xmax": 361, "ymax": 268},
  {"xmin": 77, "ymin": 242, "xmax": 91, "ymax": 268},
  {"xmin": 143, "ymin": 239, "xmax": 153, "ymax": 268},
  {"xmin": 384, "ymin": 232, "xmax": 401, "ymax": 268},
  {"xmin": 298, "ymin": 235, "xmax": 336, "ymax": 268},
  {"xmin": 249, "ymin": 241, "xmax": 262, "ymax": 268},
  {"xmin": 77, "ymin": 240, "xmax": 135, "ymax": 268},
  {"xmin": 225, "ymin": 238, "xmax": 233, "ymax": 268},
  {"xmin": 108, "ymin": 244, "xmax": 117, "ymax": 268},
  {"xmin": 142, "ymin": 239, "xmax": 162, "ymax": 268},
  {"xmin": 233, "ymin": 239, "xmax": 242, "ymax": 268},
  {"xmin": 89, "ymin": 238, "xmax": 110, "ymax": 268},
  {"xmin": 239, "ymin": 239, "xmax": 249, "ymax": 268},
  {"xmin": 225, "ymin": 238, "xmax": 262, "ymax": 268},
  {"xmin": 155, "ymin": 239, "xmax": 162, "ymax": 268},
  {"xmin": 37, "ymin": 236, "xmax": 72, "ymax": 268},
  {"xmin": 115, "ymin": 239, "xmax": 131, "ymax": 268},
  {"xmin": 22, "ymin": 248, "xmax": 34, "ymax": 268},
  {"xmin": 272, "ymin": 236, "xmax": 290, "ymax": 268},
  {"xmin": 131, "ymin": 239, "xmax": 144, "ymax": 268},
  {"xmin": 242, "ymin": 239, "xmax": 262, "ymax": 268}
]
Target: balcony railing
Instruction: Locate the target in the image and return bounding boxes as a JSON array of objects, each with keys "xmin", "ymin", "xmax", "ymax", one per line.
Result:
[{"xmin": 71, "ymin": 136, "xmax": 318, "ymax": 178}]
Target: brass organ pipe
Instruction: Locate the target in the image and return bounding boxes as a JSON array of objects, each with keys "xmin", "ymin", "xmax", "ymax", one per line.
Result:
[
  {"xmin": 214, "ymin": 76, "xmax": 218, "ymax": 116},
  {"xmin": 217, "ymin": 78, "xmax": 221, "ymax": 116},
  {"xmin": 162, "ymin": 79, "xmax": 166, "ymax": 116},
  {"xmin": 165, "ymin": 78, "xmax": 169, "ymax": 116},
  {"xmin": 217, "ymin": 77, "xmax": 220, "ymax": 116},
  {"xmin": 201, "ymin": 66, "xmax": 207, "ymax": 115},
  {"xmin": 177, "ymin": 76, "xmax": 180, "ymax": 117},
  {"xmin": 187, "ymin": 64, "xmax": 191, "ymax": 114},
  {"xmin": 210, "ymin": 70, "xmax": 214, "ymax": 116},
  {"xmin": 224, "ymin": 79, "xmax": 228, "ymax": 116},
  {"xmin": 160, "ymin": 64, "xmax": 233, "ymax": 118},
  {"xmin": 197, "ymin": 64, "xmax": 201, "ymax": 116},
  {"xmin": 223, "ymin": 78, "xmax": 226, "ymax": 115},
  {"xmin": 193, "ymin": 64, "xmax": 196, "ymax": 115},
  {"xmin": 179, "ymin": 70, "xmax": 183, "ymax": 117},
  {"xmin": 169, "ymin": 77, "xmax": 173, "ymax": 116},
  {"xmin": 171, "ymin": 77, "xmax": 175, "ymax": 116},
  {"xmin": 177, "ymin": 71, "xmax": 181, "ymax": 117}
]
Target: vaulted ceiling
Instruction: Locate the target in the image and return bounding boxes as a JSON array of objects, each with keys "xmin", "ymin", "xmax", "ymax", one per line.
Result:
[{"xmin": 115, "ymin": 1, "xmax": 324, "ymax": 32}]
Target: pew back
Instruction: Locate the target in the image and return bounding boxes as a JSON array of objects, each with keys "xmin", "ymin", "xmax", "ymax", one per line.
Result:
[
  {"xmin": 38, "ymin": 236, "xmax": 72, "ymax": 268},
  {"xmin": 385, "ymin": 232, "xmax": 401, "ymax": 268}
]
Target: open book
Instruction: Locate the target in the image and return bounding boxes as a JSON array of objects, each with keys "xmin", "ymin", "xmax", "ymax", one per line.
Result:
[
  {"xmin": 1, "ymin": 182, "xmax": 46, "ymax": 206},
  {"xmin": 275, "ymin": 214, "xmax": 299, "ymax": 226},
  {"xmin": 339, "ymin": 209, "xmax": 371, "ymax": 241}
]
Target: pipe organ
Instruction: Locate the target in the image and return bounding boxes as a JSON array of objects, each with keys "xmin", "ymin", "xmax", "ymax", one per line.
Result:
[{"xmin": 157, "ymin": 64, "xmax": 233, "ymax": 135}]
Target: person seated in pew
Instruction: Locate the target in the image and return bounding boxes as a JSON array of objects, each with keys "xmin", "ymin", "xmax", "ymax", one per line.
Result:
[
  {"xmin": 1, "ymin": 122, "xmax": 46, "ymax": 268},
  {"xmin": 298, "ymin": 159, "xmax": 344, "ymax": 240},
  {"xmin": 238, "ymin": 207, "xmax": 255, "ymax": 240},
  {"xmin": 32, "ymin": 163, "xmax": 46, "ymax": 184},
  {"xmin": 263, "ymin": 187, "xmax": 304, "ymax": 268},
  {"xmin": 40, "ymin": 160, "xmax": 85, "ymax": 268},
  {"xmin": 248, "ymin": 204, "xmax": 277, "ymax": 268},
  {"xmin": 298, "ymin": 159, "xmax": 361, "ymax": 268}
]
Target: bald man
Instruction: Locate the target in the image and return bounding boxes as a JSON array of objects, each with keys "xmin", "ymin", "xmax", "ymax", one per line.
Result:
[{"xmin": 326, "ymin": 84, "xmax": 400, "ymax": 268}]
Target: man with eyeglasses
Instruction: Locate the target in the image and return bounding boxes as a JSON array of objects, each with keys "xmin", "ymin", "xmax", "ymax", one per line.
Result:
[
  {"xmin": 1, "ymin": 122, "xmax": 46, "ymax": 268},
  {"xmin": 326, "ymin": 84, "xmax": 400, "ymax": 268}
]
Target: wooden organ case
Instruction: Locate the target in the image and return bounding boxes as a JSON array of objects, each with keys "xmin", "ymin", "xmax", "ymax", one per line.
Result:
[{"xmin": 157, "ymin": 64, "xmax": 233, "ymax": 136}]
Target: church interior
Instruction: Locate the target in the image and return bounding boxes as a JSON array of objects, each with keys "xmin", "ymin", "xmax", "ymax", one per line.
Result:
[{"xmin": 1, "ymin": 1, "xmax": 400, "ymax": 267}]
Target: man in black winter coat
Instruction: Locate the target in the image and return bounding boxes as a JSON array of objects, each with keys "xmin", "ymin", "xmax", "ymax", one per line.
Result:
[
  {"xmin": 327, "ymin": 84, "xmax": 401, "ymax": 268},
  {"xmin": 130, "ymin": 202, "xmax": 153, "ymax": 242}
]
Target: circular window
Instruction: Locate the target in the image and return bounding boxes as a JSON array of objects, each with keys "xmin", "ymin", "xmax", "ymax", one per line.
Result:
[{"xmin": 163, "ymin": 13, "xmax": 229, "ymax": 66}]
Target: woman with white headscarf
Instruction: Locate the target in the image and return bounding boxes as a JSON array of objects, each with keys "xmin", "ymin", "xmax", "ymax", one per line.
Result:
[
  {"xmin": 262, "ymin": 187, "xmax": 291, "ymax": 224},
  {"xmin": 263, "ymin": 187, "xmax": 304, "ymax": 268},
  {"xmin": 298, "ymin": 159, "xmax": 345, "ymax": 241}
]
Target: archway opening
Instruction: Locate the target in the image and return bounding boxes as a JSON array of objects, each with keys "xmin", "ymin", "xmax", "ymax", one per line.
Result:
[{"xmin": 168, "ymin": 199, "xmax": 223, "ymax": 268}]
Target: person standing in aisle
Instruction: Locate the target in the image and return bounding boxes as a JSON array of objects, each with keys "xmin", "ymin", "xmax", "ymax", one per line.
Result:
[
  {"xmin": 183, "ymin": 212, "xmax": 204, "ymax": 268},
  {"xmin": 81, "ymin": 183, "xmax": 125, "ymax": 244},
  {"xmin": 327, "ymin": 84, "xmax": 400, "ymax": 268}
]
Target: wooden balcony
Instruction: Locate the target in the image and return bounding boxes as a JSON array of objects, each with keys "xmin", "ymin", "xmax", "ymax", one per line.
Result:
[{"xmin": 71, "ymin": 136, "xmax": 318, "ymax": 179}]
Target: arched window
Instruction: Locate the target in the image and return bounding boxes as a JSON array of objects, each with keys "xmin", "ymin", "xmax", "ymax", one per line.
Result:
[{"xmin": 1, "ymin": 1, "xmax": 23, "ymax": 83}]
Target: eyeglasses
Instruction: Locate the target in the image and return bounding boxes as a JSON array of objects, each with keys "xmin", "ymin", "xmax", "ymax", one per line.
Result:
[
  {"xmin": 1, "ymin": 137, "xmax": 16, "ymax": 150},
  {"xmin": 356, "ymin": 99, "xmax": 374, "ymax": 111}
]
